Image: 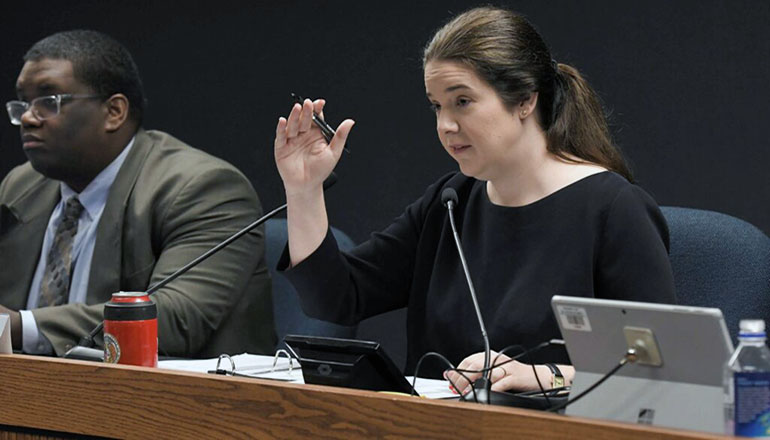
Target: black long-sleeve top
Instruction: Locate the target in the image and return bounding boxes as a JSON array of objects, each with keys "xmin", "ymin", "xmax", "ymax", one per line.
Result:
[{"xmin": 281, "ymin": 171, "xmax": 676, "ymax": 376}]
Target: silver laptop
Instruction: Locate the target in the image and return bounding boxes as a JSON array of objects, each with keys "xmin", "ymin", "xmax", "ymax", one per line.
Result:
[{"xmin": 551, "ymin": 295, "xmax": 733, "ymax": 434}]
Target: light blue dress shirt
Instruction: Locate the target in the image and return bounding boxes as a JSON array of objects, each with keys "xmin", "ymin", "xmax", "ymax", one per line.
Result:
[{"xmin": 21, "ymin": 138, "xmax": 135, "ymax": 354}]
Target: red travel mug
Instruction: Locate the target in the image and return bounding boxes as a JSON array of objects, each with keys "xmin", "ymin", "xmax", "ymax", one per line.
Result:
[{"xmin": 103, "ymin": 292, "xmax": 158, "ymax": 367}]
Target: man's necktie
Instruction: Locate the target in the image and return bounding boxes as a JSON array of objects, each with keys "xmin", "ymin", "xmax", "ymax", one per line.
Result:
[{"xmin": 38, "ymin": 197, "xmax": 85, "ymax": 308}]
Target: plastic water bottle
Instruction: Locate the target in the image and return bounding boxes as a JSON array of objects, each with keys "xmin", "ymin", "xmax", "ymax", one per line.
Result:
[{"xmin": 725, "ymin": 319, "xmax": 770, "ymax": 437}]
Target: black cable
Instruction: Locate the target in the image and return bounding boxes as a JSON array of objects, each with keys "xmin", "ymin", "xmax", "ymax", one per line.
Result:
[
  {"xmin": 484, "ymin": 339, "xmax": 565, "ymax": 373},
  {"xmin": 418, "ymin": 339, "xmax": 563, "ymax": 405},
  {"xmin": 457, "ymin": 339, "xmax": 563, "ymax": 407},
  {"xmin": 458, "ymin": 341, "xmax": 551, "ymax": 405},
  {"xmin": 517, "ymin": 386, "xmax": 570, "ymax": 397},
  {"xmin": 497, "ymin": 341, "xmax": 554, "ymax": 407},
  {"xmin": 411, "ymin": 351, "xmax": 478, "ymax": 401},
  {"xmin": 450, "ymin": 339, "xmax": 563, "ymax": 375},
  {"xmin": 547, "ymin": 354, "xmax": 631, "ymax": 413},
  {"xmin": 486, "ymin": 344, "xmax": 549, "ymax": 406}
]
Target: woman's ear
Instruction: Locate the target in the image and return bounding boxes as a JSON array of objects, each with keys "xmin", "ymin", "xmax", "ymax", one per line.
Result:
[{"xmin": 518, "ymin": 92, "xmax": 539, "ymax": 119}]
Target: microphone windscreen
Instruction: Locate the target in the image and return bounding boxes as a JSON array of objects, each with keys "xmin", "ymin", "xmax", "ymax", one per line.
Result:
[
  {"xmin": 323, "ymin": 172, "xmax": 338, "ymax": 190},
  {"xmin": 441, "ymin": 187, "xmax": 458, "ymax": 208}
]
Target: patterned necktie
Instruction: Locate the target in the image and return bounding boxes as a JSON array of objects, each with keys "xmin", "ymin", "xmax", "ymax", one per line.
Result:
[{"xmin": 38, "ymin": 196, "xmax": 85, "ymax": 308}]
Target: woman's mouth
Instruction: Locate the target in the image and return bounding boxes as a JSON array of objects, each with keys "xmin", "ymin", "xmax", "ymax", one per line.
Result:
[{"xmin": 449, "ymin": 144, "xmax": 471, "ymax": 154}]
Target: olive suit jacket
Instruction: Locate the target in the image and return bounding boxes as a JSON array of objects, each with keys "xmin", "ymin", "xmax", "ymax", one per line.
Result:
[{"xmin": 0, "ymin": 129, "xmax": 276, "ymax": 357}]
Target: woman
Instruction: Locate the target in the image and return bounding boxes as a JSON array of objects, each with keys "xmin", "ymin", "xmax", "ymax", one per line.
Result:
[{"xmin": 273, "ymin": 6, "xmax": 676, "ymax": 395}]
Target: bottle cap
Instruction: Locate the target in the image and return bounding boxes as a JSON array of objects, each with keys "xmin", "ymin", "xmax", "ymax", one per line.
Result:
[{"xmin": 739, "ymin": 319, "xmax": 766, "ymax": 336}]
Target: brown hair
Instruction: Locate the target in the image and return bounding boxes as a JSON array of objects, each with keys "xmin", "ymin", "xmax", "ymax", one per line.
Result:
[{"xmin": 423, "ymin": 7, "xmax": 632, "ymax": 181}]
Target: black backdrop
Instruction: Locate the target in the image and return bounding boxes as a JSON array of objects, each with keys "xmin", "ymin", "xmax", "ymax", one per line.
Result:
[{"xmin": 2, "ymin": 1, "xmax": 768, "ymax": 366}]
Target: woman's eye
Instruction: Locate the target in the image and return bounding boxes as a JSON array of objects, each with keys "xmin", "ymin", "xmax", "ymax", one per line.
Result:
[
  {"xmin": 457, "ymin": 98, "xmax": 470, "ymax": 107},
  {"xmin": 429, "ymin": 103, "xmax": 441, "ymax": 113}
]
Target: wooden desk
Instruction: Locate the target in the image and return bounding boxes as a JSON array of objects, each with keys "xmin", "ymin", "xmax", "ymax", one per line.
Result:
[{"xmin": 0, "ymin": 354, "xmax": 732, "ymax": 439}]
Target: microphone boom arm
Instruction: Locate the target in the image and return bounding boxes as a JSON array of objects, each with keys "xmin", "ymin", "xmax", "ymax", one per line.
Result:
[
  {"xmin": 446, "ymin": 199, "xmax": 492, "ymax": 382},
  {"xmin": 78, "ymin": 203, "xmax": 287, "ymax": 348},
  {"xmin": 75, "ymin": 172, "xmax": 339, "ymax": 350}
]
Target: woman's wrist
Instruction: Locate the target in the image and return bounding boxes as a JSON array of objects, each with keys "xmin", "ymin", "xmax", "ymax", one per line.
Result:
[
  {"xmin": 284, "ymin": 182, "xmax": 325, "ymax": 201},
  {"xmin": 533, "ymin": 365, "xmax": 553, "ymax": 391},
  {"xmin": 558, "ymin": 364, "xmax": 575, "ymax": 386},
  {"xmin": 531, "ymin": 364, "xmax": 574, "ymax": 391}
]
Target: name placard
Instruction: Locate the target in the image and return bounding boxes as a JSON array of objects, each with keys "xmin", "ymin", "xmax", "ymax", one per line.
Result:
[{"xmin": 0, "ymin": 314, "xmax": 11, "ymax": 354}]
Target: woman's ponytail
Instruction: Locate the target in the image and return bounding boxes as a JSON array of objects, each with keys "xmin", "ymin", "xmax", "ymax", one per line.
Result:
[{"xmin": 547, "ymin": 64, "xmax": 632, "ymax": 181}]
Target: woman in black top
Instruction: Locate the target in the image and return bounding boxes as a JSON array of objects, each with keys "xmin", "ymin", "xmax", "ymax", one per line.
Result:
[{"xmin": 273, "ymin": 6, "xmax": 676, "ymax": 394}]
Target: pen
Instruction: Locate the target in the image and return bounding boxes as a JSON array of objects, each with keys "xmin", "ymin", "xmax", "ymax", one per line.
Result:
[
  {"xmin": 291, "ymin": 93, "xmax": 350, "ymax": 153},
  {"xmin": 206, "ymin": 366, "xmax": 297, "ymax": 381}
]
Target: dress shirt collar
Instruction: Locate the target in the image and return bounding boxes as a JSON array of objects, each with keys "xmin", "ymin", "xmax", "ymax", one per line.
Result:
[{"xmin": 60, "ymin": 136, "xmax": 135, "ymax": 220}]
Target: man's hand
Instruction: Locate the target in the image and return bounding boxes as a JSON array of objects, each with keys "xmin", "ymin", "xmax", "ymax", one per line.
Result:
[{"xmin": 0, "ymin": 305, "xmax": 21, "ymax": 350}]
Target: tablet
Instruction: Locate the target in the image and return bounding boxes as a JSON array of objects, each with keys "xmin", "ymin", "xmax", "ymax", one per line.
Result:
[
  {"xmin": 551, "ymin": 295, "xmax": 734, "ymax": 433},
  {"xmin": 283, "ymin": 335, "xmax": 415, "ymax": 395}
]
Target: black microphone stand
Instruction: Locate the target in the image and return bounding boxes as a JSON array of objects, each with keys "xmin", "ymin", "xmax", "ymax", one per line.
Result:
[
  {"xmin": 442, "ymin": 188, "xmax": 530, "ymax": 406},
  {"xmin": 442, "ymin": 189, "xmax": 492, "ymax": 402}
]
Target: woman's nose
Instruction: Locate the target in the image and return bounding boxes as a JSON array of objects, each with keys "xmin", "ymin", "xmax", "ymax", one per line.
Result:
[{"xmin": 437, "ymin": 112, "xmax": 459, "ymax": 134}]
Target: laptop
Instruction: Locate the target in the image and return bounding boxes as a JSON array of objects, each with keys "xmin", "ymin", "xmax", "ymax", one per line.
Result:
[{"xmin": 551, "ymin": 295, "xmax": 733, "ymax": 434}]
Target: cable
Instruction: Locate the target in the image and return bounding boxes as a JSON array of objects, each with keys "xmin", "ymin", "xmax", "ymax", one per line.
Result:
[
  {"xmin": 450, "ymin": 339, "xmax": 564, "ymax": 375},
  {"xmin": 411, "ymin": 351, "xmax": 478, "ymax": 401},
  {"xmin": 497, "ymin": 340, "xmax": 556, "ymax": 407},
  {"xmin": 517, "ymin": 386, "xmax": 570, "ymax": 397},
  {"xmin": 547, "ymin": 348, "xmax": 636, "ymax": 413},
  {"xmin": 476, "ymin": 344, "xmax": 549, "ymax": 407},
  {"xmin": 413, "ymin": 339, "xmax": 565, "ymax": 405},
  {"xmin": 457, "ymin": 339, "xmax": 564, "ymax": 407}
]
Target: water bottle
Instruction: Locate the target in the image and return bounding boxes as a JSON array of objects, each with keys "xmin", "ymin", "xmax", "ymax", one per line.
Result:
[{"xmin": 725, "ymin": 319, "xmax": 770, "ymax": 437}]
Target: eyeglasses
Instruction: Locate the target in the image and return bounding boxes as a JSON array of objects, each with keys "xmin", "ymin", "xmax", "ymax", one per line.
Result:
[{"xmin": 5, "ymin": 94, "xmax": 104, "ymax": 126}]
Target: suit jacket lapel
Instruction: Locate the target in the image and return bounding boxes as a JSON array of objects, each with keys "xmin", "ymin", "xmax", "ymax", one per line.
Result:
[
  {"xmin": 86, "ymin": 130, "xmax": 154, "ymax": 303},
  {"xmin": 0, "ymin": 178, "xmax": 59, "ymax": 310}
]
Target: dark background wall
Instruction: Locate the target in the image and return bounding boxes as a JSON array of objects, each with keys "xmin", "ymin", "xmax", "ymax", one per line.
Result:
[{"xmin": 2, "ymin": 1, "xmax": 768, "ymax": 366}]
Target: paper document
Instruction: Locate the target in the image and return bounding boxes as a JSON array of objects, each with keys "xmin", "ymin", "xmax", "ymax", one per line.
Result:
[
  {"xmin": 159, "ymin": 353, "xmax": 302, "ymax": 382},
  {"xmin": 159, "ymin": 354, "xmax": 456, "ymax": 398},
  {"xmin": 406, "ymin": 376, "xmax": 456, "ymax": 399}
]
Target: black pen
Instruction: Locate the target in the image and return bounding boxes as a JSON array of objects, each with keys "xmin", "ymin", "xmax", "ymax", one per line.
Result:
[{"xmin": 291, "ymin": 93, "xmax": 350, "ymax": 153}]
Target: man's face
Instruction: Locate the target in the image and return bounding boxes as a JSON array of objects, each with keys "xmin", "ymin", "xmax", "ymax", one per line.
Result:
[{"xmin": 15, "ymin": 58, "xmax": 106, "ymax": 188}]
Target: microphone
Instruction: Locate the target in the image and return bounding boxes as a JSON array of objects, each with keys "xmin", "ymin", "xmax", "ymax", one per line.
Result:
[
  {"xmin": 440, "ymin": 187, "xmax": 458, "ymax": 209},
  {"xmin": 440, "ymin": 188, "xmax": 494, "ymax": 403},
  {"xmin": 63, "ymin": 173, "xmax": 339, "ymax": 361}
]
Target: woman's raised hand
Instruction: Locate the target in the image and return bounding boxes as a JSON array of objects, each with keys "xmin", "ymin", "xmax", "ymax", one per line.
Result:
[{"xmin": 274, "ymin": 98, "xmax": 355, "ymax": 196}]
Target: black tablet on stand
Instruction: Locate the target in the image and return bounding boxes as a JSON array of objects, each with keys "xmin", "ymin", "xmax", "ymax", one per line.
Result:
[{"xmin": 283, "ymin": 335, "xmax": 415, "ymax": 395}]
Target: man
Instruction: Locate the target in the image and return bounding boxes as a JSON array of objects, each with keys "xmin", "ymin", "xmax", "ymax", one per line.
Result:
[{"xmin": 0, "ymin": 30, "xmax": 276, "ymax": 357}]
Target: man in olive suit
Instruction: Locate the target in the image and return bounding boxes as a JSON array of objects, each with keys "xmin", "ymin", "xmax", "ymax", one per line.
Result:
[{"xmin": 0, "ymin": 30, "xmax": 276, "ymax": 357}]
